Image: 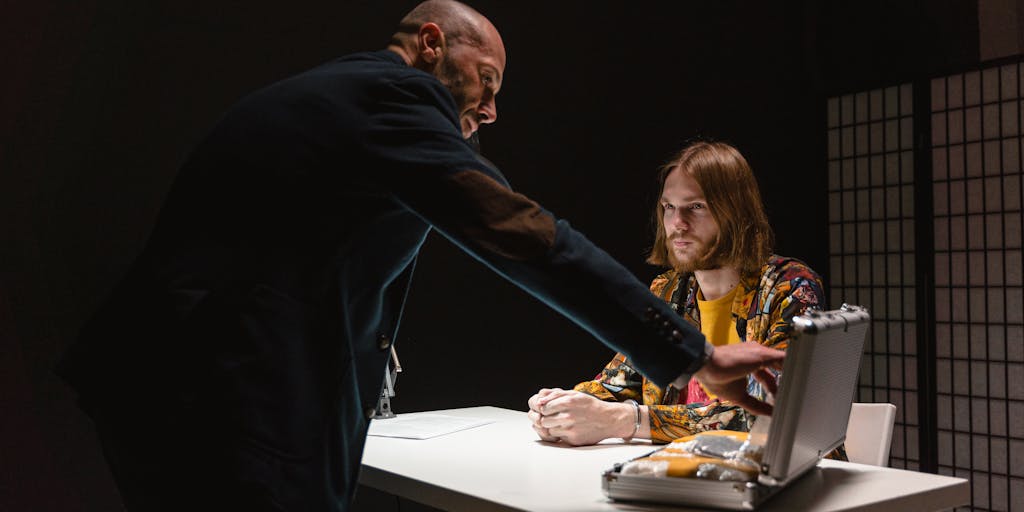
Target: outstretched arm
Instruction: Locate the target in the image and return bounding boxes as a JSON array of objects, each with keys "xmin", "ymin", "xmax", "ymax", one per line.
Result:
[
  {"xmin": 360, "ymin": 74, "xmax": 709, "ymax": 387},
  {"xmin": 361, "ymin": 74, "xmax": 779, "ymax": 415}
]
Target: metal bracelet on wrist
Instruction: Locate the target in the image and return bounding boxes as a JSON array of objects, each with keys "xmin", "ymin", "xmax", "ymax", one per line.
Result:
[{"xmin": 622, "ymin": 399, "xmax": 641, "ymax": 442}]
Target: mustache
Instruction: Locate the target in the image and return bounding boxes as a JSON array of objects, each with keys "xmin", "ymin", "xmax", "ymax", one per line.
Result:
[{"xmin": 669, "ymin": 233, "xmax": 697, "ymax": 242}]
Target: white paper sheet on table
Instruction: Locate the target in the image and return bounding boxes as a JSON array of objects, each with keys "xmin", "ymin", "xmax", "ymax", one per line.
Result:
[{"xmin": 367, "ymin": 414, "xmax": 495, "ymax": 439}]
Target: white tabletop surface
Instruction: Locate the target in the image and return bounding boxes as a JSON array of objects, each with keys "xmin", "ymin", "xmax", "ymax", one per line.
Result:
[{"xmin": 359, "ymin": 406, "xmax": 969, "ymax": 512}]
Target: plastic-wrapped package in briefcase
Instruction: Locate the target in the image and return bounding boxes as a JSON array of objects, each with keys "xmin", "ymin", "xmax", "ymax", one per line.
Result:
[{"xmin": 602, "ymin": 305, "xmax": 871, "ymax": 510}]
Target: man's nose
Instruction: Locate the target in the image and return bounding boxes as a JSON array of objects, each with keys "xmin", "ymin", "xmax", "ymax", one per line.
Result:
[
  {"xmin": 478, "ymin": 98, "xmax": 497, "ymax": 125},
  {"xmin": 669, "ymin": 210, "xmax": 689, "ymax": 230}
]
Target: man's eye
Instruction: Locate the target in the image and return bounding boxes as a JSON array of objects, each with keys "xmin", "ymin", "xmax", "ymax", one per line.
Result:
[
  {"xmin": 690, "ymin": 203, "xmax": 705, "ymax": 210},
  {"xmin": 663, "ymin": 203, "xmax": 674, "ymax": 210}
]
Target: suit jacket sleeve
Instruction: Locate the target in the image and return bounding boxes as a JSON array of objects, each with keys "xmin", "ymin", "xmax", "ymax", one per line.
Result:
[{"xmin": 355, "ymin": 73, "xmax": 707, "ymax": 388}]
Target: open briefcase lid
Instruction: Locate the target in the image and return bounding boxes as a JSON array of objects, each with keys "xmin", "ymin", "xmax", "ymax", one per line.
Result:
[{"xmin": 757, "ymin": 304, "xmax": 871, "ymax": 486}]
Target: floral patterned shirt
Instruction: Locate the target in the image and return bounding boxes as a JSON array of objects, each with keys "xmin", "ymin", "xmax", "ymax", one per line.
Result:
[{"xmin": 574, "ymin": 255, "xmax": 826, "ymax": 443}]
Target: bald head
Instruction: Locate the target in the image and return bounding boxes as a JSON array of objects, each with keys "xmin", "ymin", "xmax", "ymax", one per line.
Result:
[
  {"xmin": 387, "ymin": 0, "xmax": 506, "ymax": 138},
  {"xmin": 388, "ymin": 0, "xmax": 505, "ymax": 69},
  {"xmin": 395, "ymin": 0, "xmax": 488, "ymax": 48}
]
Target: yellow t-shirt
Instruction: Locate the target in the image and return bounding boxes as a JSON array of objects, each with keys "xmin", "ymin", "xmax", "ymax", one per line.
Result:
[
  {"xmin": 696, "ymin": 284, "xmax": 742, "ymax": 399},
  {"xmin": 696, "ymin": 284, "xmax": 741, "ymax": 348}
]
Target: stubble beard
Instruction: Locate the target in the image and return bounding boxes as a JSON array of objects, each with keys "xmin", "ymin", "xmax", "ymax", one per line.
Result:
[
  {"xmin": 437, "ymin": 56, "xmax": 471, "ymax": 122},
  {"xmin": 668, "ymin": 237, "xmax": 722, "ymax": 274}
]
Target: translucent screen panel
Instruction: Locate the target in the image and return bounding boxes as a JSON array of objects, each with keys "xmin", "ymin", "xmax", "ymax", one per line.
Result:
[
  {"xmin": 827, "ymin": 84, "xmax": 919, "ymax": 471},
  {"xmin": 931, "ymin": 64, "xmax": 1024, "ymax": 512}
]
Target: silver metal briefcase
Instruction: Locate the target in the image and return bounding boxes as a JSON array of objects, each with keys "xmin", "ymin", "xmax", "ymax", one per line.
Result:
[{"xmin": 602, "ymin": 305, "xmax": 871, "ymax": 510}]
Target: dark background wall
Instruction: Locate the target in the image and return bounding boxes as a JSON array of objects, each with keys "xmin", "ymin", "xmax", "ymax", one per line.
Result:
[{"xmin": 1, "ymin": 1, "xmax": 977, "ymax": 510}]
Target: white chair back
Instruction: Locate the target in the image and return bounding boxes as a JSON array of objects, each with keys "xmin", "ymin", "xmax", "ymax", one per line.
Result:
[{"xmin": 845, "ymin": 402, "xmax": 897, "ymax": 466}]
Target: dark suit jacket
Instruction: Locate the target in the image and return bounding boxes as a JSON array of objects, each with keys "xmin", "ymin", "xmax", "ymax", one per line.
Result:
[{"xmin": 58, "ymin": 50, "xmax": 707, "ymax": 510}]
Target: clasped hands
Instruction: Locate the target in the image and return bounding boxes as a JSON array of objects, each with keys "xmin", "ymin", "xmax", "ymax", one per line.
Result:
[{"xmin": 527, "ymin": 388, "xmax": 638, "ymax": 446}]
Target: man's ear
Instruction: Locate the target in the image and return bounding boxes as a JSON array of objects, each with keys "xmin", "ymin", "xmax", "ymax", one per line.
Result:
[{"xmin": 418, "ymin": 22, "xmax": 446, "ymax": 65}]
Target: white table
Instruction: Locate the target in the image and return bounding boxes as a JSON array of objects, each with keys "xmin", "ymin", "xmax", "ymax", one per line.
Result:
[{"xmin": 359, "ymin": 406, "xmax": 969, "ymax": 511}]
